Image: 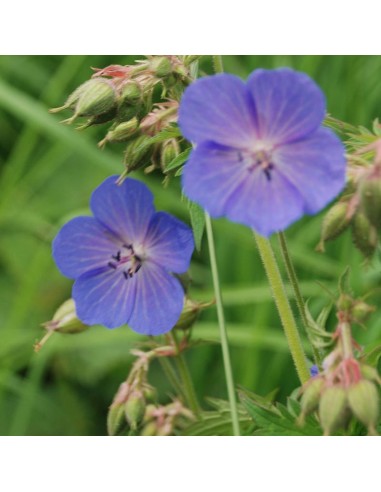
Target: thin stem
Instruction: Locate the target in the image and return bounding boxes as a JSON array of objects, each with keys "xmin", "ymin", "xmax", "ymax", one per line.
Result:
[
  {"xmin": 205, "ymin": 212, "xmax": 241, "ymax": 435},
  {"xmin": 278, "ymin": 231, "xmax": 322, "ymax": 368},
  {"xmin": 212, "ymin": 55, "xmax": 224, "ymax": 74},
  {"xmin": 254, "ymin": 233, "xmax": 310, "ymax": 384},
  {"xmin": 158, "ymin": 357, "xmax": 186, "ymax": 400},
  {"xmin": 172, "ymin": 332, "xmax": 202, "ymax": 418},
  {"xmin": 340, "ymin": 322, "xmax": 354, "ymax": 359}
]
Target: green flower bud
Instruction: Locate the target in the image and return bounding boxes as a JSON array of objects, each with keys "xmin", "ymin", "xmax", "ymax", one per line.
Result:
[
  {"xmin": 150, "ymin": 57, "xmax": 172, "ymax": 78},
  {"xmin": 161, "ymin": 138, "xmax": 180, "ymax": 172},
  {"xmin": 123, "ymin": 135, "xmax": 153, "ymax": 173},
  {"xmin": 319, "ymin": 386, "xmax": 347, "ymax": 435},
  {"xmin": 337, "ymin": 294, "xmax": 354, "ymax": 312},
  {"xmin": 174, "ymin": 297, "xmax": 214, "ymax": 331},
  {"xmin": 351, "ymin": 211, "xmax": 378, "ymax": 259},
  {"xmin": 360, "ymin": 364, "xmax": 381, "ymax": 384},
  {"xmin": 348, "ymin": 380, "xmax": 379, "ymax": 434},
  {"xmin": 107, "ymin": 402, "xmax": 126, "ymax": 436},
  {"xmin": 317, "ymin": 201, "xmax": 351, "ymax": 252},
  {"xmin": 299, "ymin": 377, "xmax": 324, "ymax": 422},
  {"xmin": 49, "ymin": 79, "xmax": 93, "ymax": 113},
  {"xmin": 141, "ymin": 421, "xmax": 158, "ymax": 436},
  {"xmin": 183, "ymin": 55, "xmax": 201, "ymax": 66},
  {"xmin": 62, "ymin": 79, "xmax": 117, "ymax": 124},
  {"xmin": 76, "ymin": 107, "xmax": 117, "ymax": 130},
  {"xmin": 360, "ymin": 174, "xmax": 381, "ymax": 228},
  {"xmin": 45, "ymin": 298, "xmax": 88, "ymax": 334},
  {"xmin": 125, "ymin": 391, "xmax": 146, "ymax": 431},
  {"xmin": 120, "ymin": 81, "xmax": 142, "ymax": 104},
  {"xmin": 351, "ymin": 300, "xmax": 375, "ymax": 324},
  {"xmin": 98, "ymin": 118, "xmax": 139, "ymax": 148}
]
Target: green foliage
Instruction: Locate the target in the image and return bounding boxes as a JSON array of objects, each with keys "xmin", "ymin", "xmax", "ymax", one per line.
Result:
[{"xmin": 2, "ymin": 55, "xmax": 381, "ymax": 435}]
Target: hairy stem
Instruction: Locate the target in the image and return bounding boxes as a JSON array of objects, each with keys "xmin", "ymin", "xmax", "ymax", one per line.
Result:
[
  {"xmin": 278, "ymin": 231, "xmax": 322, "ymax": 368},
  {"xmin": 254, "ymin": 233, "xmax": 310, "ymax": 384}
]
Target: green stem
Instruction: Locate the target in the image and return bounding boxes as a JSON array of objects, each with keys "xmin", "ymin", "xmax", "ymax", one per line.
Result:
[
  {"xmin": 340, "ymin": 322, "xmax": 354, "ymax": 359},
  {"xmin": 158, "ymin": 357, "xmax": 186, "ymax": 399},
  {"xmin": 278, "ymin": 231, "xmax": 322, "ymax": 368},
  {"xmin": 254, "ymin": 233, "xmax": 310, "ymax": 384},
  {"xmin": 205, "ymin": 212, "xmax": 241, "ymax": 435},
  {"xmin": 212, "ymin": 55, "xmax": 224, "ymax": 74},
  {"xmin": 172, "ymin": 332, "xmax": 202, "ymax": 418}
]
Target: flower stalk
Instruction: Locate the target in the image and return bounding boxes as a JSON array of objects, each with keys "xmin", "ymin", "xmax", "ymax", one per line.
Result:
[{"xmin": 254, "ymin": 232, "xmax": 310, "ymax": 384}]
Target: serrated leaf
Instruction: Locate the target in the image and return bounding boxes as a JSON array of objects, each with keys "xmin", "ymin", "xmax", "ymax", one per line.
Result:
[
  {"xmin": 165, "ymin": 147, "xmax": 191, "ymax": 172},
  {"xmin": 188, "ymin": 200, "xmax": 205, "ymax": 251}
]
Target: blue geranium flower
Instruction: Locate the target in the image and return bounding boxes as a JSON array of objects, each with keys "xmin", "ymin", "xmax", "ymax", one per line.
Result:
[
  {"xmin": 179, "ymin": 68, "xmax": 346, "ymax": 237},
  {"xmin": 53, "ymin": 176, "xmax": 194, "ymax": 335}
]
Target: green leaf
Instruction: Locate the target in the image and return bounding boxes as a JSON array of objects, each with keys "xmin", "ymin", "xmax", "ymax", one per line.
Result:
[
  {"xmin": 164, "ymin": 147, "xmax": 191, "ymax": 173},
  {"xmin": 135, "ymin": 124, "xmax": 181, "ymax": 153},
  {"xmin": 188, "ymin": 200, "xmax": 205, "ymax": 251}
]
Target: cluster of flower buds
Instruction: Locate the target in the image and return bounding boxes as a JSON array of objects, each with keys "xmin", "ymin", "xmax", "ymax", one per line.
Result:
[
  {"xmin": 35, "ymin": 299, "xmax": 88, "ymax": 352},
  {"xmin": 318, "ymin": 128, "xmax": 381, "ymax": 260},
  {"xmin": 298, "ymin": 285, "xmax": 379, "ymax": 435},
  {"xmin": 141, "ymin": 400, "xmax": 194, "ymax": 436},
  {"xmin": 50, "ymin": 56, "xmax": 200, "ymax": 178}
]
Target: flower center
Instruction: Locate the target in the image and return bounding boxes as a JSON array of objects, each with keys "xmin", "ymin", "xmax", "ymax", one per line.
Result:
[
  {"xmin": 238, "ymin": 149, "xmax": 274, "ymax": 181},
  {"xmin": 107, "ymin": 243, "xmax": 142, "ymax": 280}
]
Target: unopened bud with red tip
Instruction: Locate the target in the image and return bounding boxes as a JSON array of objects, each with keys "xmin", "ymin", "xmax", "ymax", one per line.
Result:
[
  {"xmin": 351, "ymin": 211, "xmax": 378, "ymax": 259},
  {"xmin": 348, "ymin": 380, "xmax": 379, "ymax": 435},
  {"xmin": 123, "ymin": 135, "xmax": 153, "ymax": 173},
  {"xmin": 319, "ymin": 386, "xmax": 347, "ymax": 436},
  {"xmin": 317, "ymin": 201, "xmax": 352, "ymax": 252},
  {"xmin": 98, "ymin": 118, "xmax": 139, "ymax": 148}
]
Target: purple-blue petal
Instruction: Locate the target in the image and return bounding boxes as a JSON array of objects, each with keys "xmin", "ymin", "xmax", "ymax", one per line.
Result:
[
  {"xmin": 127, "ymin": 262, "xmax": 185, "ymax": 336},
  {"xmin": 247, "ymin": 68, "xmax": 326, "ymax": 144},
  {"xmin": 90, "ymin": 176, "xmax": 155, "ymax": 244},
  {"xmin": 182, "ymin": 142, "xmax": 306, "ymax": 237},
  {"xmin": 273, "ymin": 127, "xmax": 346, "ymax": 214},
  {"xmin": 73, "ymin": 267, "xmax": 137, "ymax": 329},
  {"xmin": 143, "ymin": 212, "xmax": 194, "ymax": 274},
  {"xmin": 52, "ymin": 216, "xmax": 118, "ymax": 279},
  {"xmin": 179, "ymin": 73, "xmax": 258, "ymax": 148}
]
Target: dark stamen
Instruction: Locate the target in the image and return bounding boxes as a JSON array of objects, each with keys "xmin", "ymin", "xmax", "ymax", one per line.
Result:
[
  {"xmin": 123, "ymin": 271, "xmax": 129, "ymax": 280},
  {"xmin": 264, "ymin": 163, "xmax": 274, "ymax": 181},
  {"xmin": 135, "ymin": 264, "xmax": 142, "ymax": 274},
  {"xmin": 112, "ymin": 251, "xmax": 121, "ymax": 262},
  {"xmin": 108, "ymin": 261, "xmax": 117, "ymax": 269}
]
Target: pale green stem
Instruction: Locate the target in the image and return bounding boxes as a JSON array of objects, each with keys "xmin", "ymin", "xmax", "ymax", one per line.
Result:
[
  {"xmin": 254, "ymin": 233, "xmax": 310, "ymax": 384},
  {"xmin": 278, "ymin": 231, "xmax": 322, "ymax": 368},
  {"xmin": 340, "ymin": 322, "xmax": 354, "ymax": 359},
  {"xmin": 205, "ymin": 212, "xmax": 241, "ymax": 435}
]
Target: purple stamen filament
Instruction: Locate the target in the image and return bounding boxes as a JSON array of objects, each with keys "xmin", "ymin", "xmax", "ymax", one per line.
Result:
[
  {"xmin": 108, "ymin": 243, "xmax": 142, "ymax": 279},
  {"xmin": 238, "ymin": 150, "xmax": 274, "ymax": 181}
]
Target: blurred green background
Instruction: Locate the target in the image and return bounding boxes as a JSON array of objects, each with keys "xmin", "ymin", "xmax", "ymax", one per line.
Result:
[{"xmin": 1, "ymin": 55, "xmax": 381, "ymax": 436}]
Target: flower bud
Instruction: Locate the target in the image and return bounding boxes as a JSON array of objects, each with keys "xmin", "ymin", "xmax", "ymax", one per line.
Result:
[
  {"xmin": 44, "ymin": 298, "xmax": 88, "ymax": 334},
  {"xmin": 124, "ymin": 391, "xmax": 146, "ymax": 431},
  {"xmin": 348, "ymin": 380, "xmax": 379, "ymax": 434},
  {"xmin": 336, "ymin": 293, "xmax": 353, "ymax": 312},
  {"xmin": 98, "ymin": 118, "xmax": 139, "ymax": 148},
  {"xmin": 107, "ymin": 402, "xmax": 126, "ymax": 436},
  {"xmin": 141, "ymin": 421, "xmax": 158, "ymax": 436},
  {"xmin": 120, "ymin": 81, "xmax": 142, "ymax": 104},
  {"xmin": 150, "ymin": 57, "xmax": 172, "ymax": 78},
  {"xmin": 351, "ymin": 211, "xmax": 378, "ymax": 258},
  {"xmin": 360, "ymin": 173, "xmax": 381, "ymax": 228},
  {"xmin": 123, "ymin": 135, "xmax": 153, "ymax": 172},
  {"xmin": 299, "ymin": 377, "xmax": 324, "ymax": 422},
  {"xmin": 318, "ymin": 386, "xmax": 347, "ymax": 435},
  {"xmin": 49, "ymin": 80, "xmax": 92, "ymax": 113},
  {"xmin": 161, "ymin": 138, "xmax": 180, "ymax": 172},
  {"xmin": 174, "ymin": 297, "xmax": 214, "ymax": 331},
  {"xmin": 360, "ymin": 364, "xmax": 381, "ymax": 384},
  {"xmin": 183, "ymin": 55, "xmax": 201, "ymax": 66},
  {"xmin": 351, "ymin": 300, "xmax": 375, "ymax": 324},
  {"xmin": 317, "ymin": 201, "xmax": 351, "ymax": 251},
  {"xmin": 62, "ymin": 79, "xmax": 117, "ymax": 124}
]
